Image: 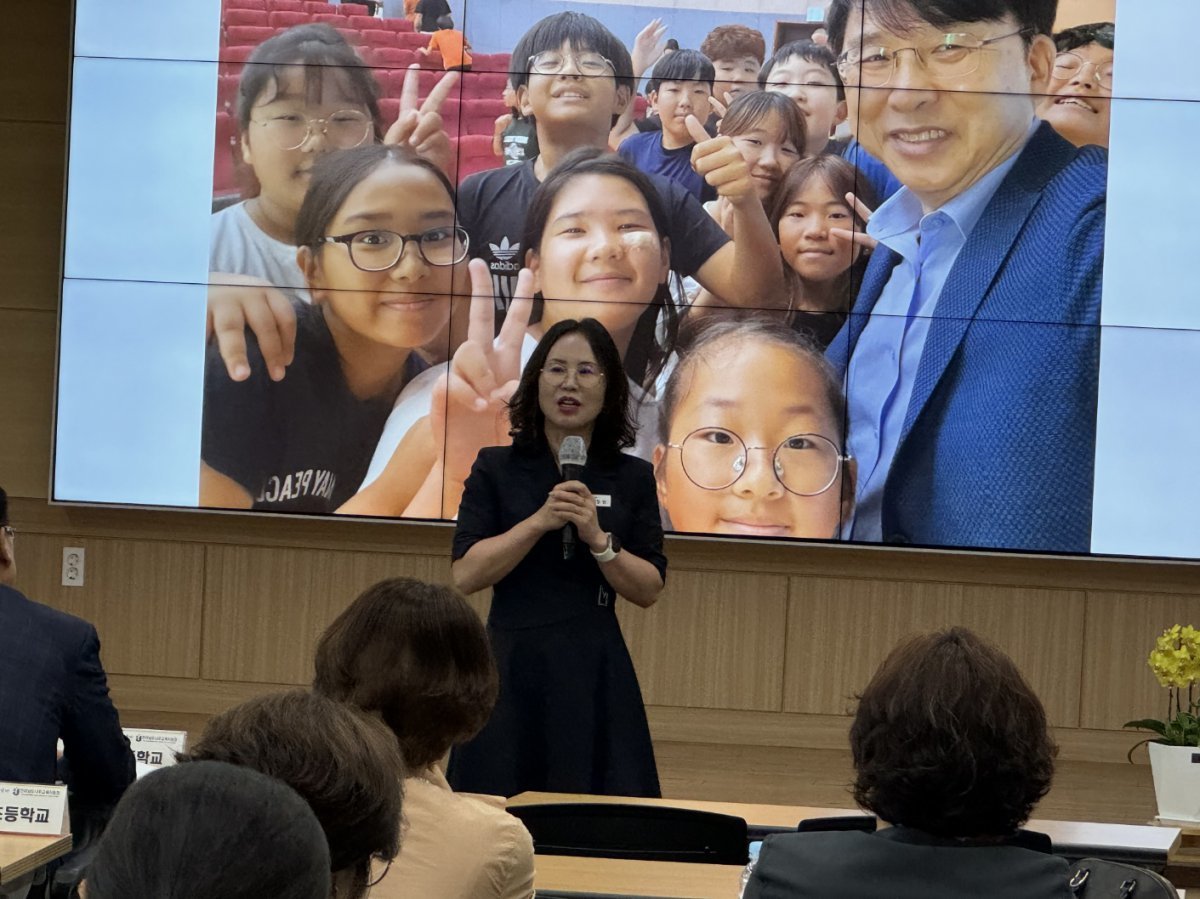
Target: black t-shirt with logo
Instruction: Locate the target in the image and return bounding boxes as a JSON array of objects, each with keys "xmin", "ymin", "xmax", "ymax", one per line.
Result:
[
  {"xmin": 456, "ymin": 159, "xmax": 731, "ymax": 312},
  {"xmin": 201, "ymin": 302, "xmax": 425, "ymax": 513}
]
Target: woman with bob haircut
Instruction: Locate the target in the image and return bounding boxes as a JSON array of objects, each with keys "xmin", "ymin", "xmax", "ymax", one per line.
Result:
[
  {"xmin": 745, "ymin": 627, "xmax": 1071, "ymax": 899},
  {"xmin": 448, "ymin": 318, "xmax": 667, "ymax": 798},
  {"xmin": 183, "ymin": 690, "xmax": 403, "ymax": 899},
  {"xmin": 83, "ymin": 760, "xmax": 331, "ymax": 899},
  {"xmin": 313, "ymin": 577, "xmax": 536, "ymax": 899}
]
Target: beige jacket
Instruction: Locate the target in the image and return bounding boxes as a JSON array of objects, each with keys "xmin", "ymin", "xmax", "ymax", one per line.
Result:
[{"xmin": 373, "ymin": 766, "xmax": 535, "ymax": 899}]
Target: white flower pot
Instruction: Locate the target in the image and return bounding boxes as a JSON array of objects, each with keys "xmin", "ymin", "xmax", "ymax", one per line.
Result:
[{"xmin": 1148, "ymin": 741, "xmax": 1200, "ymax": 822}]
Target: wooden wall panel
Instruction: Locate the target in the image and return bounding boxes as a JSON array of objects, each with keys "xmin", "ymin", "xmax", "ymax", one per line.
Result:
[
  {"xmin": 0, "ymin": 1, "xmax": 69, "ymax": 125},
  {"xmin": 0, "ymin": 310, "xmax": 58, "ymax": 499},
  {"xmin": 783, "ymin": 577, "xmax": 1086, "ymax": 726},
  {"xmin": 618, "ymin": 570, "xmax": 788, "ymax": 711},
  {"xmin": 1080, "ymin": 591, "xmax": 1200, "ymax": 730},
  {"xmin": 0, "ymin": 121, "xmax": 66, "ymax": 312},
  {"xmin": 16, "ymin": 534, "xmax": 204, "ymax": 678},
  {"xmin": 202, "ymin": 545, "xmax": 454, "ymax": 684}
]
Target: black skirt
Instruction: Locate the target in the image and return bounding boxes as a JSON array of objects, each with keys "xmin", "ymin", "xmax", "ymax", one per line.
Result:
[{"xmin": 447, "ymin": 611, "xmax": 660, "ymax": 798}]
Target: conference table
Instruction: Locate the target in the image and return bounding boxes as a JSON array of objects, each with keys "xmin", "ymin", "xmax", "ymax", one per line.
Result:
[
  {"xmin": 510, "ymin": 792, "xmax": 1184, "ymax": 894},
  {"xmin": 0, "ymin": 832, "xmax": 71, "ymax": 888},
  {"xmin": 533, "ymin": 855, "xmax": 743, "ymax": 898}
]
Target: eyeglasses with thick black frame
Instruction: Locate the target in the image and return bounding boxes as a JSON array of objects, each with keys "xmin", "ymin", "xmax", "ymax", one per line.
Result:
[{"xmin": 321, "ymin": 227, "xmax": 470, "ymax": 271}]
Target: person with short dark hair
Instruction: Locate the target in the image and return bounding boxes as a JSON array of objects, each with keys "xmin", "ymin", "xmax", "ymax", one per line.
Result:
[
  {"xmin": 448, "ymin": 318, "xmax": 667, "ymax": 797},
  {"xmin": 619, "ymin": 50, "xmax": 719, "ymax": 202},
  {"xmin": 417, "ymin": 15, "xmax": 473, "ymax": 72},
  {"xmin": 314, "ymin": 577, "xmax": 534, "ymax": 899},
  {"xmin": 760, "ymin": 40, "xmax": 848, "ymax": 156},
  {"xmin": 0, "ymin": 486, "xmax": 135, "ymax": 857},
  {"xmin": 1037, "ymin": 22, "xmax": 1114, "ymax": 149},
  {"xmin": 85, "ymin": 761, "xmax": 331, "ymax": 899},
  {"xmin": 824, "ymin": 0, "xmax": 1106, "ymax": 552},
  {"xmin": 745, "ymin": 627, "xmax": 1070, "ymax": 898},
  {"xmin": 183, "ymin": 690, "xmax": 403, "ymax": 899}
]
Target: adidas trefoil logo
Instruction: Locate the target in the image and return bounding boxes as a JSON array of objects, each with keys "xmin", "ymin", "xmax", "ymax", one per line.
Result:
[{"xmin": 490, "ymin": 236, "xmax": 521, "ymax": 262}]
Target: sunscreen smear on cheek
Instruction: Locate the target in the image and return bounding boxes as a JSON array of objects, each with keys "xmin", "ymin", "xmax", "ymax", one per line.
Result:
[{"xmin": 620, "ymin": 231, "xmax": 661, "ymax": 255}]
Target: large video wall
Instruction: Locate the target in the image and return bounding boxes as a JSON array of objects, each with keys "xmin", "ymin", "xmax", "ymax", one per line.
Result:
[{"xmin": 54, "ymin": 0, "xmax": 1200, "ymax": 560}]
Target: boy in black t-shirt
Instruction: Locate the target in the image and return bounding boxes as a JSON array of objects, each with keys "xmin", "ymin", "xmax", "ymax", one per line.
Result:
[{"xmin": 457, "ymin": 11, "xmax": 786, "ymax": 312}]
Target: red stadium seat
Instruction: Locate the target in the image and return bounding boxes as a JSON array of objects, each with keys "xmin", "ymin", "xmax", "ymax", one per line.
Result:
[
  {"xmin": 360, "ymin": 28, "xmax": 394, "ymax": 46},
  {"xmin": 472, "ymin": 53, "xmax": 511, "ymax": 75},
  {"xmin": 226, "ymin": 25, "xmax": 275, "ymax": 45},
  {"xmin": 347, "ymin": 15, "xmax": 380, "ymax": 29},
  {"xmin": 340, "ymin": 3, "xmax": 370, "ymax": 14},
  {"xmin": 383, "ymin": 17, "xmax": 413, "ymax": 32},
  {"xmin": 226, "ymin": 0, "xmax": 268, "ymax": 8},
  {"xmin": 224, "ymin": 45, "xmax": 256, "ymax": 64},
  {"xmin": 419, "ymin": 50, "xmax": 443, "ymax": 69},
  {"xmin": 224, "ymin": 8, "xmax": 270, "ymax": 26},
  {"xmin": 374, "ymin": 48, "xmax": 416, "ymax": 70},
  {"xmin": 269, "ymin": 0, "xmax": 305, "ymax": 9},
  {"xmin": 303, "ymin": 1, "xmax": 337, "ymax": 12},
  {"xmin": 416, "ymin": 68, "xmax": 441, "ymax": 98},
  {"xmin": 477, "ymin": 71, "xmax": 508, "ymax": 95},
  {"xmin": 268, "ymin": 10, "xmax": 309, "ymax": 27},
  {"xmin": 337, "ymin": 28, "xmax": 363, "ymax": 44},
  {"xmin": 395, "ymin": 31, "xmax": 426, "ymax": 51},
  {"xmin": 440, "ymin": 97, "xmax": 461, "ymax": 131},
  {"xmin": 378, "ymin": 97, "xmax": 401, "ymax": 125},
  {"xmin": 462, "ymin": 98, "xmax": 504, "ymax": 135},
  {"xmin": 312, "ymin": 13, "xmax": 342, "ymax": 24},
  {"xmin": 633, "ymin": 95, "xmax": 648, "ymax": 119},
  {"xmin": 454, "ymin": 134, "xmax": 501, "ymax": 182},
  {"xmin": 218, "ymin": 74, "xmax": 241, "ymax": 113}
]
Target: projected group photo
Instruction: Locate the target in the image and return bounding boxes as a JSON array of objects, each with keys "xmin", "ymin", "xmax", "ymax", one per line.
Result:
[{"xmin": 66, "ymin": 0, "xmax": 1194, "ymax": 561}]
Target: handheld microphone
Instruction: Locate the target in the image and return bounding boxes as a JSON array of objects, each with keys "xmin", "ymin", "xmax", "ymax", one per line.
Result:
[{"xmin": 558, "ymin": 435, "xmax": 587, "ymax": 560}]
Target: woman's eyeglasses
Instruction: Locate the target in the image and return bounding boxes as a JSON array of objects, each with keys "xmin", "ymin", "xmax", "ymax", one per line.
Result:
[
  {"xmin": 540, "ymin": 362, "xmax": 605, "ymax": 387},
  {"xmin": 321, "ymin": 227, "xmax": 470, "ymax": 270},
  {"xmin": 667, "ymin": 428, "xmax": 848, "ymax": 496}
]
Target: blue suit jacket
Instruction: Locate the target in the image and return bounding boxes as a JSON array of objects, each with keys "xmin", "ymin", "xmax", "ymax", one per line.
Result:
[
  {"xmin": 0, "ymin": 585, "xmax": 134, "ymax": 804},
  {"xmin": 829, "ymin": 123, "xmax": 1107, "ymax": 552}
]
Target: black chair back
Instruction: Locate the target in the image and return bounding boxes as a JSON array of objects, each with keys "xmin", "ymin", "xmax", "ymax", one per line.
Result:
[{"xmin": 508, "ymin": 802, "xmax": 749, "ymax": 865}]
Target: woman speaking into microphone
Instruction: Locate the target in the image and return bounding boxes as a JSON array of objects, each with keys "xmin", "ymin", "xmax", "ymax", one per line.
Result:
[{"xmin": 447, "ymin": 318, "xmax": 667, "ymax": 798}]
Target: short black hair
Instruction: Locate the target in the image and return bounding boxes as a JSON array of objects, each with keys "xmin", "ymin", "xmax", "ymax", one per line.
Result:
[
  {"xmin": 0, "ymin": 486, "xmax": 7, "ymax": 527},
  {"xmin": 509, "ymin": 11, "xmax": 635, "ymax": 96},
  {"xmin": 826, "ymin": 0, "xmax": 1057, "ymax": 53},
  {"xmin": 314, "ymin": 577, "xmax": 498, "ymax": 770},
  {"xmin": 87, "ymin": 761, "xmax": 331, "ymax": 899},
  {"xmin": 436, "ymin": 14, "xmax": 454, "ymax": 29},
  {"xmin": 647, "ymin": 49, "xmax": 715, "ymax": 94},
  {"xmin": 507, "ymin": 318, "xmax": 636, "ymax": 459},
  {"xmin": 1054, "ymin": 20, "xmax": 1113, "ymax": 52},
  {"xmin": 236, "ymin": 24, "xmax": 382, "ymax": 137},
  {"xmin": 850, "ymin": 627, "xmax": 1056, "ymax": 838},
  {"xmin": 759, "ymin": 40, "xmax": 845, "ymax": 101}
]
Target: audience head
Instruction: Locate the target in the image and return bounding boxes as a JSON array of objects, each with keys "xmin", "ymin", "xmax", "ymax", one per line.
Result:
[
  {"xmin": 184, "ymin": 690, "xmax": 403, "ymax": 899},
  {"xmin": 850, "ymin": 627, "xmax": 1056, "ymax": 838},
  {"xmin": 436, "ymin": 14, "xmax": 454, "ymax": 30},
  {"xmin": 85, "ymin": 761, "xmax": 331, "ymax": 899},
  {"xmin": 521, "ymin": 148, "xmax": 678, "ymax": 391},
  {"xmin": 510, "ymin": 12, "xmax": 635, "ymax": 130},
  {"xmin": 718, "ymin": 91, "xmax": 806, "ymax": 203},
  {"xmin": 1038, "ymin": 22, "xmax": 1114, "ymax": 149},
  {"xmin": 235, "ymin": 24, "xmax": 381, "ymax": 213},
  {"xmin": 314, "ymin": 577, "xmax": 498, "ymax": 770},
  {"xmin": 664, "ymin": 38, "xmax": 680, "ymax": 54},
  {"xmin": 825, "ymin": 0, "xmax": 1056, "ymax": 211},
  {"xmin": 759, "ymin": 40, "xmax": 847, "ymax": 156},
  {"xmin": 509, "ymin": 317, "xmax": 634, "ymax": 457},
  {"xmin": 654, "ymin": 316, "xmax": 853, "ymax": 539},
  {"xmin": 701, "ymin": 25, "xmax": 767, "ymax": 104},
  {"xmin": 0, "ymin": 485, "xmax": 12, "ymax": 586}
]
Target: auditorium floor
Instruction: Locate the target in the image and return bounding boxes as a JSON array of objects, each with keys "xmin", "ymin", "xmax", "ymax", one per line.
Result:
[{"xmin": 654, "ymin": 741, "xmax": 1159, "ymax": 826}]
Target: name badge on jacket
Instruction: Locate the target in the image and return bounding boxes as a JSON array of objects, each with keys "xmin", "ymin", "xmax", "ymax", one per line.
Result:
[{"xmin": 594, "ymin": 494, "xmax": 612, "ymax": 507}]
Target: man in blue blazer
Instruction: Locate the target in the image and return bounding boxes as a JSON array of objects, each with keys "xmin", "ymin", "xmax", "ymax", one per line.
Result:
[
  {"xmin": 0, "ymin": 488, "xmax": 135, "ymax": 805},
  {"xmin": 826, "ymin": 0, "xmax": 1105, "ymax": 553}
]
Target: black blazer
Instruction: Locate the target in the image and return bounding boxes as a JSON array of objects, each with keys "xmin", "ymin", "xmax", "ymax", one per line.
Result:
[
  {"xmin": 745, "ymin": 826, "xmax": 1073, "ymax": 899},
  {"xmin": 0, "ymin": 585, "xmax": 135, "ymax": 804}
]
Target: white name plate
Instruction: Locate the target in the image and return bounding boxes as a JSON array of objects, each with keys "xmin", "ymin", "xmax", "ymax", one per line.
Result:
[
  {"xmin": 0, "ymin": 782, "xmax": 69, "ymax": 836},
  {"xmin": 124, "ymin": 728, "xmax": 188, "ymax": 777}
]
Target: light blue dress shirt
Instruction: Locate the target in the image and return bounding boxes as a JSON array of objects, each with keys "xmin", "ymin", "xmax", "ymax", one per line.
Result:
[{"xmin": 845, "ymin": 123, "xmax": 1036, "ymax": 542}]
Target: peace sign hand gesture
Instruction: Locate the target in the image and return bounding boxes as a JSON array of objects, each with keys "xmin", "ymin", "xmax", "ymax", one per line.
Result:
[{"xmin": 384, "ymin": 65, "xmax": 460, "ymax": 175}]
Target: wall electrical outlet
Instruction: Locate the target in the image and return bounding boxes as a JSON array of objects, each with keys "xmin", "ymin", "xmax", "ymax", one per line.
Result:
[{"xmin": 62, "ymin": 547, "xmax": 85, "ymax": 587}]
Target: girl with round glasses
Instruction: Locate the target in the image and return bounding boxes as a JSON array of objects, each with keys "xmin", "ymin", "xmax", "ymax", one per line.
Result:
[
  {"xmin": 200, "ymin": 144, "xmax": 467, "ymax": 513},
  {"xmin": 653, "ymin": 317, "xmax": 855, "ymax": 540}
]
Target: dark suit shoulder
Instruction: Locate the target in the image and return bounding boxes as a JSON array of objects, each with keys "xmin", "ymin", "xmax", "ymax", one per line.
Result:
[{"xmin": 0, "ymin": 585, "xmax": 93, "ymax": 648}]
